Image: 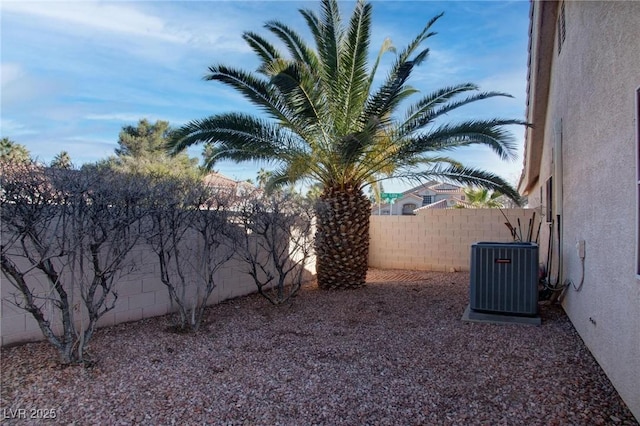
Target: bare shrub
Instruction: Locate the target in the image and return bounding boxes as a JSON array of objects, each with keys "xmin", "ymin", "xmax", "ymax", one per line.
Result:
[
  {"xmin": 146, "ymin": 177, "xmax": 236, "ymax": 331},
  {"xmin": 234, "ymin": 191, "xmax": 315, "ymax": 304},
  {"xmin": 1, "ymin": 165, "xmax": 148, "ymax": 364}
]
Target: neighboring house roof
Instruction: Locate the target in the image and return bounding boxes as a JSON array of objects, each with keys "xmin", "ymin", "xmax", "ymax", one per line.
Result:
[
  {"xmin": 414, "ymin": 196, "xmax": 471, "ymax": 211},
  {"xmin": 372, "ymin": 181, "xmax": 464, "ymax": 211},
  {"xmin": 203, "ymin": 172, "xmax": 240, "ymax": 188},
  {"xmin": 401, "ymin": 181, "xmax": 463, "ymax": 196},
  {"xmin": 403, "ymin": 193, "xmax": 423, "ymax": 201},
  {"xmin": 203, "ymin": 172, "xmax": 255, "ymax": 192},
  {"xmin": 429, "ymin": 183, "xmax": 464, "ymax": 193}
]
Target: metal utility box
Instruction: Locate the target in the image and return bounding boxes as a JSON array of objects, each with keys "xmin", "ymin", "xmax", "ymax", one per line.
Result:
[{"xmin": 470, "ymin": 242, "xmax": 539, "ymax": 316}]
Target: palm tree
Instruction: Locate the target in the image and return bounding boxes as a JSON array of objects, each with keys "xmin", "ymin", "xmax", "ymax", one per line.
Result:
[
  {"xmin": 169, "ymin": 0, "xmax": 524, "ymax": 290},
  {"xmin": 0, "ymin": 137, "xmax": 31, "ymax": 164},
  {"xmin": 462, "ymin": 187, "xmax": 504, "ymax": 208},
  {"xmin": 256, "ymin": 168, "xmax": 274, "ymax": 189},
  {"xmin": 51, "ymin": 151, "xmax": 72, "ymax": 169}
]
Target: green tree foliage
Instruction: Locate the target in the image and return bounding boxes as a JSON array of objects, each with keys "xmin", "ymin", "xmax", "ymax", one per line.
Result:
[
  {"xmin": 256, "ymin": 167, "xmax": 274, "ymax": 190},
  {"xmin": 461, "ymin": 187, "xmax": 504, "ymax": 208},
  {"xmin": 50, "ymin": 151, "xmax": 72, "ymax": 169},
  {"xmin": 306, "ymin": 182, "xmax": 323, "ymax": 201},
  {"xmin": 116, "ymin": 119, "xmax": 171, "ymax": 157},
  {"xmin": 168, "ymin": 0, "xmax": 525, "ymax": 289},
  {"xmin": 110, "ymin": 119, "xmax": 200, "ymax": 179},
  {"xmin": 0, "ymin": 137, "xmax": 31, "ymax": 164}
]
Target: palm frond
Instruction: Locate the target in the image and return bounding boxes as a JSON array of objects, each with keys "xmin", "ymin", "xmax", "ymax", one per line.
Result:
[
  {"xmin": 354, "ymin": 150, "xmax": 462, "ymax": 185},
  {"xmin": 338, "ymin": 0, "xmax": 372, "ymax": 132},
  {"xmin": 399, "ymin": 83, "xmax": 478, "ymax": 133},
  {"xmin": 170, "ymin": 3, "xmax": 526, "ymax": 200},
  {"xmin": 401, "ymin": 155, "xmax": 463, "ymax": 169},
  {"xmin": 270, "ymin": 63, "xmax": 321, "ymax": 125},
  {"xmin": 263, "ymin": 166, "xmax": 293, "ymax": 193},
  {"xmin": 362, "ymin": 60, "xmax": 415, "ymax": 126},
  {"xmin": 412, "ymin": 164, "xmax": 521, "ymax": 204},
  {"xmin": 336, "ymin": 116, "xmax": 380, "ymax": 168},
  {"xmin": 397, "ymin": 12, "xmax": 443, "ymax": 64},
  {"xmin": 402, "ymin": 90, "xmax": 515, "ymax": 135},
  {"xmin": 316, "ymin": 0, "xmax": 343, "ymax": 103},
  {"xmin": 366, "ymin": 37, "xmax": 396, "ymax": 93},
  {"xmin": 361, "ymin": 44, "xmax": 430, "ymax": 129},
  {"xmin": 264, "ymin": 21, "xmax": 319, "ymax": 69},
  {"xmin": 168, "ymin": 113, "xmax": 305, "ymax": 165},
  {"xmin": 205, "ymin": 65, "xmax": 286, "ymax": 119},
  {"xmin": 242, "ymin": 32, "xmax": 283, "ymax": 74},
  {"xmin": 206, "ymin": 65, "xmax": 314, "ymax": 138},
  {"xmin": 299, "ymin": 8, "xmax": 321, "ymax": 45},
  {"xmin": 402, "ymin": 119, "xmax": 525, "ymax": 161},
  {"xmin": 361, "ymin": 13, "xmax": 443, "ymax": 128},
  {"xmin": 261, "ymin": 57, "xmax": 294, "ymax": 78},
  {"xmin": 265, "ymin": 155, "xmax": 323, "ymax": 193}
]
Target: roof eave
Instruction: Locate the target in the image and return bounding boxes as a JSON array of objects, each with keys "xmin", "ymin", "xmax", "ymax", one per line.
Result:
[{"xmin": 519, "ymin": 0, "xmax": 558, "ymax": 196}]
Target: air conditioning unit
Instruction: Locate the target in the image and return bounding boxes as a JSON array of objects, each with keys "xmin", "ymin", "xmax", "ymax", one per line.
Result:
[{"xmin": 470, "ymin": 242, "xmax": 539, "ymax": 316}]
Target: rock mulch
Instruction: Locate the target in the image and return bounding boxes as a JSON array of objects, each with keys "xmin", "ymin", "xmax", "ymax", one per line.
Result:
[{"xmin": 1, "ymin": 269, "xmax": 637, "ymax": 425}]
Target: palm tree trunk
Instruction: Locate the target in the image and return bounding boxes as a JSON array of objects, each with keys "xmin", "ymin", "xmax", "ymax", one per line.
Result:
[{"xmin": 315, "ymin": 186, "xmax": 370, "ymax": 289}]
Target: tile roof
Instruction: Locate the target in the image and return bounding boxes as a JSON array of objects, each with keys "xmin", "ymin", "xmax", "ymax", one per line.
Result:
[
  {"xmin": 203, "ymin": 172, "xmax": 255, "ymax": 191},
  {"xmin": 414, "ymin": 196, "xmax": 471, "ymax": 211},
  {"xmin": 401, "ymin": 181, "xmax": 462, "ymax": 195}
]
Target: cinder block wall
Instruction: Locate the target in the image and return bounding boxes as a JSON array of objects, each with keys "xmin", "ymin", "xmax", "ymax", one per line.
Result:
[
  {"xmin": 3, "ymin": 209, "xmax": 535, "ymax": 346},
  {"xmin": 0, "ymin": 245, "xmax": 263, "ymax": 346},
  {"xmin": 369, "ymin": 209, "xmax": 538, "ymax": 271}
]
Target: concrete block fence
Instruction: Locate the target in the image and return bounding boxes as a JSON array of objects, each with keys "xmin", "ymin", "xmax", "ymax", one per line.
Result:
[
  {"xmin": 368, "ymin": 208, "xmax": 537, "ymax": 272},
  {"xmin": 0, "ymin": 245, "xmax": 262, "ymax": 346},
  {"xmin": 2, "ymin": 208, "xmax": 536, "ymax": 346}
]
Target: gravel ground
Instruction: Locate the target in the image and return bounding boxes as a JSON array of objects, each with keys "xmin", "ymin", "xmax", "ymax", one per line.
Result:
[{"xmin": 1, "ymin": 269, "xmax": 637, "ymax": 425}]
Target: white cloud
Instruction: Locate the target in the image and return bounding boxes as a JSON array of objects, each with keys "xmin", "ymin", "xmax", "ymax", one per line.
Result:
[
  {"xmin": 85, "ymin": 113, "xmax": 195, "ymax": 126},
  {"xmin": 0, "ymin": 62, "xmax": 65, "ymax": 108},
  {"xmin": 0, "ymin": 118, "xmax": 39, "ymax": 137},
  {"xmin": 1, "ymin": 63, "xmax": 23, "ymax": 88},
  {"xmin": 415, "ymin": 48, "xmax": 467, "ymax": 83},
  {"xmin": 1, "ymin": 1, "xmax": 185, "ymax": 43},
  {"xmin": 478, "ymin": 68, "xmax": 527, "ymax": 102},
  {"xmin": 85, "ymin": 113, "xmax": 156, "ymax": 123},
  {"xmin": 1, "ymin": 1, "xmax": 260, "ymax": 56}
]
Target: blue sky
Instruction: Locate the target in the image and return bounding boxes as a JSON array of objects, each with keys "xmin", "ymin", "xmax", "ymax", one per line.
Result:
[{"xmin": 1, "ymin": 0, "xmax": 530, "ymax": 192}]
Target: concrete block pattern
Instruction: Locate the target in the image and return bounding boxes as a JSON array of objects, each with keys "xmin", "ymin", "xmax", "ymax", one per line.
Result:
[
  {"xmin": 96, "ymin": 313, "xmax": 116, "ymax": 328},
  {"xmin": 2, "ymin": 329, "xmax": 43, "ymax": 347},
  {"xmin": 369, "ymin": 209, "xmax": 533, "ymax": 271},
  {"xmin": 1, "ymin": 315, "xmax": 25, "ymax": 335},
  {"xmin": 2, "ymin": 208, "xmax": 536, "ymax": 347},
  {"xmin": 143, "ymin": 303, "xmax": 170, "ymax": 319},
  {"xmin": 117, "ymin": 280, "xmax": 143, "ymax": 297},
  {"xmin": 127, "ymin": 292, "xmax": 156, "ymax": 310},
  {"xmin": 115, "ymin": 308, "xmax": 143, "ymax": 325},
  {"xmin": 142, "ymin": 277, "xmax": 164, "ymax": 294}
]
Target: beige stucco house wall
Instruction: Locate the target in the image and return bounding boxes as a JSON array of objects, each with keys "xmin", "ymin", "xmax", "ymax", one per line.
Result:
[{"xmin": 520, "ymin": 1, "xmax": 640, "ymax": 418}]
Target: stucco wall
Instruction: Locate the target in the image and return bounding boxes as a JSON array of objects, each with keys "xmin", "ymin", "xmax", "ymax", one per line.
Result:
[
  {"xmin": 369, "ymin": 209, "xmax": 538, "ymax": 271},
  {"xmin": 526, "ymin": 1, "xmax": 640, "ymax": 417}
]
